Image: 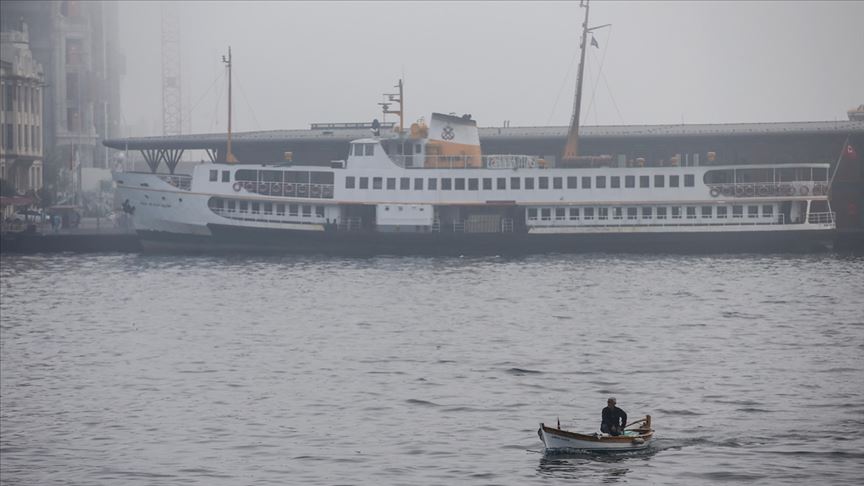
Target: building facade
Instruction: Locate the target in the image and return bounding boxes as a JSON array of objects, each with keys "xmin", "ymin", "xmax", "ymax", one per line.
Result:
[{"xmin": 0, "ymin": 23, "xmax": 44, "ymax": 209}]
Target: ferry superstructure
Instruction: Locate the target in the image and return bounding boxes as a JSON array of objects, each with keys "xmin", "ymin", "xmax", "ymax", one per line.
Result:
[{"xmin": 114, "ymin": 112, "xmax": 835, "ymax": 254}]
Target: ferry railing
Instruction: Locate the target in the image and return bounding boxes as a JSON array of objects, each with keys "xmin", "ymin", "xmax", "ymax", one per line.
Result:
[
  {"xmin": 707, "ymin": 181, "xmax": 828, "ymax": 198},
  {"xmin": 528, "ymin": 213, "xmax": 790, "ymax": 228},
  {"xmin": 157, "ymin": 174, "xmax": 192, "ymax": 191},
  {"xmin": 387, "ymin": 154, "xmax": 542, "ymax": 170},
  {"xmin": 236, "ymin": 181, "xmax": 334, "ymax": 199},
  {"xmin": 807, "ymin": 212, "xmax": 835, "ymax": 225}
]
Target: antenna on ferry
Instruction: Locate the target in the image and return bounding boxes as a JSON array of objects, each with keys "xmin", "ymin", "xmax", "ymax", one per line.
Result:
[
  {"xmin": 380, "ymin": 79, "xmax": 404, "ymax": 134},
  {"xmin": 222, "ymin": 46, "xmax": 239, "ymax": 163},
  {"xmin": 562, "ymin": 0, "xmax": 610, "ymax": 162}
]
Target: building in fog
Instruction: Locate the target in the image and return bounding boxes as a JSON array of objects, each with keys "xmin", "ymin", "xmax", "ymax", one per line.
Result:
[
  {"xmin": 0, "ymin": 0, "xmax": 123, "ymax": 202},
  {"xmin": 0, "ymin": 22, "xmax": 44, "ymax": 217}
]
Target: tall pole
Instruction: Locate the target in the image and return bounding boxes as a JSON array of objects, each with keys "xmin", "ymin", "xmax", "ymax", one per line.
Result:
[
  {"xmin": 222, "ymin": 46, "xmax": 237, "ymax": 163},
  {"xmin": 563, "ymin": 0, "xmax": 591, "ymax": 161}
]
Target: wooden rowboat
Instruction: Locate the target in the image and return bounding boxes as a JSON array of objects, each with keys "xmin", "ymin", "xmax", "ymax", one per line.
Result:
[{"xmin": 538, "ymin": 415, "xmax": 654, "ymax": 452}]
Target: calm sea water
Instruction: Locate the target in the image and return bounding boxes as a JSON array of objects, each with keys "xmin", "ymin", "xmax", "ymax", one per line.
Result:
[{"xmin": 1, "ymin": 253, "xmax": 863, "ymax": 485}]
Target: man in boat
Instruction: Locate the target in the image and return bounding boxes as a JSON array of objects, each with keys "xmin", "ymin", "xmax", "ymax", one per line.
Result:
[{"xmin": 601, "ymin": 397, "xmax": 627, "ymax": 436}]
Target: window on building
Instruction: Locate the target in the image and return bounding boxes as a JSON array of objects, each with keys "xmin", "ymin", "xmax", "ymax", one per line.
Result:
[
  {"xmin": 373, "ymin": 177, "xmax": 383, "ymax": 190},
  {"xmin": 567, "ymin": 176, "xmax": 579, "ymax": 189},
  {"xmin": 387, "ymin": 177, "xmax": 396, "ymax": 190},
  {"xmin": 654, "ymin": 175, "xmax": 665, "ymax": 188},
  {"xmin": 510, "ymin": 177, "xmax": 521, "ymax": 190},
  {"xmin": 359, "ymin": 177, "xmax": 369, "ymax": 189},
  {"xmin": 469, "ymin": 178, "xmax": 479, "ymax": 191},
  {"xmin": 441, "ymin": 178, "xmax": 452, "ymax": 190},
  {"xmin": 640, "ymin": 175, "xmax": 650, "ymax": 188},
  {"xmin": 569, "ymin": 207, "xmax": 580, "ymax": 220},
  {"xmin": 497, "ymin": 177, "xmax": 506, "ymax": 190},
  {"xmin": 670, "ymin": 175, "xmax": 680, "ymax": 188},
  {"xmin": 414, "ymin": 177, "xmax": 423, "ymax": 190},
  {"xmin": 538, "ymin": 177, "xmax": 549, "ymax": 189},
  {"xmin": 482, "ymin": 178, "xmax": 492, "ymax": 190},
  {"xmin": 625, "ymin": 175, "xmax": 635, "ymax": 188},
  {"xmin": 611, "ymin": 176, "xmax": 620, "ymax": 188},
  {"xmin": 524, "ymin": 177, "xmax": 535, "ymax": 190},
  {"xmin": 455, "ymin": 178, "xmax": 465, "ymax": 190},
  {"xmin": 684, "ymin": 174, "xmax": 695, "ymax": 187},
  {"xmin": 596, "ymin": 176, "xmax": 606, "ymax": 189},
  {"xmin": 581, "ymin": 176, "xmax": 591, "ymax": 189},
  {"xmin": 209, "ymin": 170, "xmax": 218, "ymax": 181},
  {"xmin": 345, "ymin": 176, "xmax": 356, "ymax": 189},
  {"xmin": 553, "ymin": 177, "xmax": 563, "ymax": 189}
]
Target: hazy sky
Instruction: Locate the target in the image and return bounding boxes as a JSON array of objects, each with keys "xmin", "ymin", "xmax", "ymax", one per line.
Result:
[{"xmin": 118, "ymin": 1, "xmax": 864, "ymax": 136}]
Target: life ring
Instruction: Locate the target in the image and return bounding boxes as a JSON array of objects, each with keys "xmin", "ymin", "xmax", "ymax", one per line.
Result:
[
  {"xmin": 782, "ymin": 184, "xmax": 794, "ymax": 196},
  {"xmin": 285, "ymin": 183, "xmax": 295, "ymax": 193},
  {"xmin": 722, "ymin": 186, "xmax": 734, "ymax": 197},
  {"xmin": 258, "ymin": 183, "xmax": 269, "ymax": 193},
  {"xmin": 799, "ymin": 186, "xmax": 809, "ymax": 196},
  {"xmin": 744, "ymin": 184, "xmax": 755, "ymax": 196},
  {"xmin": 758, "ymin": 184, "xmax": 769, "ymax": 196},
  {"xmin": 310, "ymin": 185, "xmax": 321, "ymax": 197},
  {"xmin": 233, "ymin": 182, "xmax": 243, "ymax": 192},
  {"xmin": 710, "ymin": 187, "xmax": 721, "ymax": 197},
  {"xmin": 244, "ymin": 181, "xmax": 255, "ymax": 192},
  {"xmin": 527, "ymin": 159, "xmax": 537, "ymax": 168},
  {"xmin": 272, "ymin": 183, "xmax": 282, "ymax": 195}
]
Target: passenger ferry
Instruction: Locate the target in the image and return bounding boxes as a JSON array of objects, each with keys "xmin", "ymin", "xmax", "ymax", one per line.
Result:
[{"xmin": 114, "ymin": 111, "xmax": 835, "ymax": 254}]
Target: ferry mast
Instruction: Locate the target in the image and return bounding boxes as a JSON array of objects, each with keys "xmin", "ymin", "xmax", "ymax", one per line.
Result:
[{"xmin": 222, "ymin": 46, "xmax": 238, "ymax": 163}]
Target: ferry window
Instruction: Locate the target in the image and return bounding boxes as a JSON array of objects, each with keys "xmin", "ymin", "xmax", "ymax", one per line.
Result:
[
  {"xmin": 236, "ymin": 169, "xmax": 257, "ymax": 181},
  {"xmin": 482, "ymin": 178, "xmax": 492, "ymax": 190},
  {"xmin": 209, "ymin": 170, "xmax": 218, "ymax": 181},
  {"xmin": 455, "ymin": 178, "xmax": 465, "ymax": 190},
  {"xmin": 671, "ymin": 207, "xmax": 681, "ymax": 219},
  {"xmin": 286, "ymin": 171, "xmax": 309, "ymax": 183},
  {"xmin": 227, "ymin": 200, "xmax": 236, "ymax": 212},
  {"xmin": 670, "ymin": 175, "xmax": 680, "ymax": 188},
  {"xmin": 539, "ymin": 177, "xmax": 549, "ymax": 189},
  {"xmin": 373, "ymin": 177, "xmax": 383, "ymax": 190},
  {"xmin": 684, "ymin": 174, "xmax": 695, "ymax": 187},
  {"xmin": 364, "ymin": 143, "xmax": 375, "ymax": 156},
  {"xmin": 345, "ymin": 176, "xmax": 356, "ymax": 189},
  {"xmin": 315, "ymin": 206, "xmax": 325, "ymax": 218},
  {"xmin": 611, "ymin": 176, "xmax": 620, "ymax": 189},
  {"xmin": 625, "ymin": 175, "xmax": 635, "ymax": 188},
  {"xmin": 747, "ymin": 205, "xmax": 758, "ymax": 218},
  {"xmin": 441, "ymin": 178, "xmax": 452, "ymax": 190},
  {"xmin": 414, "ymin": 177, "xmax": 423, "ymax": 190},
  {"xmin": 655, "ymin": 175, "xmax": 665, "ymax": 188},
  {"xmin": 733, "ymin": 205, "xmax": 744, "ymax": 218},
  {"xmin": 359, "ymin": 177, "xmax": 369, "ymax": 189},
  {"xmin": 627, "ymin": 207, "xmax": 637, "ymax": 220},
  {"xmin": 415, "ymin": 144, "xmax": 422, "ymax": 154},
  {"xmin": 657, "ymin": 207, "xmax": 667, "ymax": 219},
  {"xmin": 239, "ymin": 201, "xmax": 249, "ymax": 213},
  {"xmin": 497, "ymin": 177, "xmax": 506, "ymax": 190},
  {"xmin": 222, "ymin": 171, "xmax": 230, "ymax": 182},
  {"xmin": 527, "ymin": 208, "xmax": 538, "ymax": 220},
  {"xmin": 276, "ymin": 203, "xmax": 285, "ymax": 216},
  {"xmin": 717, "ymin": 206, "xmax": 728, "ymax": 219},
  {"xmin": 584, "ymin": 207, "xmax": 595, "ymax": 220},
  {"xmin": 510, "ymin": 177, "xmax": 521, "ymax": 190},
  {"xmin": 541, "ymin": 208, "xmax": 551, "ymax": 221},
  {"xmin": 524, "ymin": 177, "xmax": 535, "ymax": 190},
  {"xmin": 387, "ymin": 178, "xmax": 396, "ymax": 190},
  {"xmin": 263, "ymin": 203, "xmax": 273, "ymax": 215},
  {"xmin": 686, "ymin": 206, "xmax": 696, "ymax": 219},
  {"xmin": 762, "ymin": 205, "xmax": 774, "ymax": 217},
  {"xmin": 553, "ymin": 177, "xmax": 563, "ymax": 189},
  {"xmin": 352, "ymin": 144, "xmax": 362, "ymax": 156},
  {"xmin": 428, "ymin": 178, "xmax": 438, "ymax": 190},
  {"xmin": 555, "ymin": 208, "xmax": 566, "ymax": 220},
  {"xmin": 311, "ymin": 172, "xmax": 334, "ymax": 184},
  {"xmin": 251, "ymin": 202, "xmax": 260, "ymax": 214},
  {"xmin": 263, "ymin": 170, "xmax": 283, "ymax": 182},
  {"xmin": 289, "ymin": 204, "xmax": 299, "ymax": 216},
  {"xmin": 701, "ymin": 206, "xmax": 712, "ymax": 218},
  {"xmin": 596, "ymin": 176, "xmax": 606, "ymax": 189},
  {"xmin": 302, "ymin": 205, "xmax": 312, "ymax": 217},
  {"xmin": 402, "ymin": 177, "xmax": 413, "ymax": 190},
  {"xmin": 582, "ymin": 176, "xmax": 591, "ymax": 189},
  {"xmin": 642, "ymin": 207, "xmax": 652, "ymax": 219},
  {"xmin": 569, "ymin": 207, "xmax": 580, "ymax": 220},
  {"xmin": 640, "ymin": 175, "xmax": 650, "ymax": 188},
  {"xmin": 567, "ymin": 176, "xmax": 579, "ymax": 189},
  {"xmin": 614, "ymin": 207, "xmax": 623, "ymax": 220},
  {"xmin": 469, "ymin": 178, "xmax": 479, "ymax": 191},
  {"xmin": 598, "ymin": 207, "xmax": 609, "ymax": 220}
]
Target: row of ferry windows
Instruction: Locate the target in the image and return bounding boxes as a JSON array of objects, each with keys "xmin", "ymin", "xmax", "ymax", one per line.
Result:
[
  {"xmin": 344, "ymin": 174, "xmax": 696, "ymax": 191},
  {"xmin": 527, "ymin": 205, "xmax": 776, "ymax": 221},
  {"xmin": 210, "ymin": 198, "xmax": 325, "ymax": 218}
]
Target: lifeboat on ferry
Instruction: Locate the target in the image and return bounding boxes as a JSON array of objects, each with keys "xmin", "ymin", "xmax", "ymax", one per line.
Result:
[{"xmin": 538, "ymin": 416, "xmax": 654, "ymax": 452}]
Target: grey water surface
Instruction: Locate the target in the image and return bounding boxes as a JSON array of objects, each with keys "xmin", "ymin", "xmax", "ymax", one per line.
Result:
[{"xmin": 1, "ymin": 253, "xmax": 862, "ymax": 485}]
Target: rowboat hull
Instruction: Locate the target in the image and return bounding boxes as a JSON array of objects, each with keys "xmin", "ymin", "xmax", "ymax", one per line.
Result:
[{"xmin": 538, "ymin": 423, "xmax": 653, "ymax": 452}]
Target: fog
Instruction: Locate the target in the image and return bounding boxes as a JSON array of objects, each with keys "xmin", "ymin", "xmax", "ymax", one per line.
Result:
[{"xmin": 118, "ymin": 1, "xmax": 864, "ymax": 137}]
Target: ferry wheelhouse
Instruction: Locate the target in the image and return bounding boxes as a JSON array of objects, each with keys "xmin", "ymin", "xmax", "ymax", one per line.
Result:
[{"xmin": 114, "ymin": 112, "xmax": 835, "ymax": 254}]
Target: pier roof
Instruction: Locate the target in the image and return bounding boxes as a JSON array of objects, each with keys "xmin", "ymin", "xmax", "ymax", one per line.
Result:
[{"xmin": 104, "ymin": 120, "xmax": 864, "ymax": 151}]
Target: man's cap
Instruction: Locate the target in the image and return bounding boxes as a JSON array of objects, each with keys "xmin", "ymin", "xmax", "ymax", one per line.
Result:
[{"xmin": 608, "ymin": 397, "xmax": 617, "ymax": 403}]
